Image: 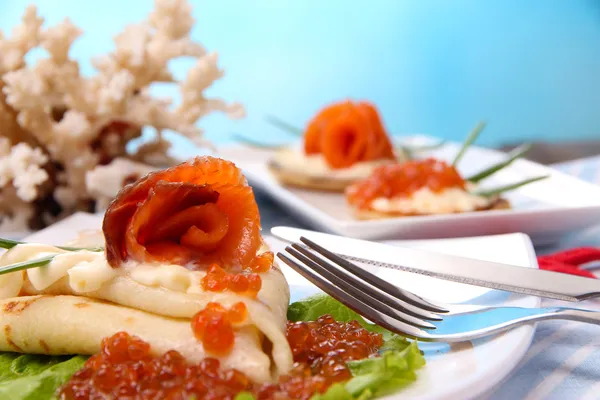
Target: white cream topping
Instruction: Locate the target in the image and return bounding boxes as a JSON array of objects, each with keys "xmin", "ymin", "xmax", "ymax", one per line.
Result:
[
  {"xmin": 0, "ymin": 244, "xmax": 271, "ymax": 298},
  {"xmin": 24, "ymin": 249, "xmax": 118, "ymax": 293},
  {"xmin": 272, "ymin": 148, "xmax": 396, "ymax": 181},
  {"xmin": 0, "ymin": 245, "xmax": 204, "ymax": 296},
  {"xmin": 369, "ymin": 187, "xmax": 492, "ymax": 215},
  {"xmin": 128, "ymin": 264, "xmax": 196, "ymax": 293},
  {"xmin": 68, "ymin": 256, "xmax": 120, "ymax": 293}
]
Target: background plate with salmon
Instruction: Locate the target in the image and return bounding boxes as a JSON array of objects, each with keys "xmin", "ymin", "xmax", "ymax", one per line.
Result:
[{"xmin": 219, "ymin": 135, "xmax": 600, "ymax": 245}]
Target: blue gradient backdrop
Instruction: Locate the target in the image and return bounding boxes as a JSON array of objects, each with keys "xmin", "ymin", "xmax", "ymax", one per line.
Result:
[{"xmin": 2, "ymin": 0, "xmax": 600, "ymax": 156}]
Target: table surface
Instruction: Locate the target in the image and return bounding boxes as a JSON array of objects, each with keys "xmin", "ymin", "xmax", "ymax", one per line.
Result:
[
  {"xmin": 254, "ymin": 154, "xmax": 600, "ymax": 400},
  {"xmin": 485, "ymin": 155, "xmax": 600, "ymax": 400}
]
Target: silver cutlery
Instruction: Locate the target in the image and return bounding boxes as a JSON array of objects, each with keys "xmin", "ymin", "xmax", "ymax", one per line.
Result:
[
  {"xmin": 277, "ymin": 236, "xmax": 600, "ymax": 342},
  {"xmin": 272, "ymin": 226, "xmax": 600, "ymax": 302}
]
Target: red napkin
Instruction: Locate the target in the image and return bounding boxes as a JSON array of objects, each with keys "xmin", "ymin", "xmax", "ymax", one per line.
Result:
[{"xmin": 537, "ymin": 247, "xmax": 600, "ymax": 278}]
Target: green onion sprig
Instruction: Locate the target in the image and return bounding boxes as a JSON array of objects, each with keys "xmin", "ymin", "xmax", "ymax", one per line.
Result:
[
  {"xmin": 452, "ymin": 121, "xmax": 486, "ymax": 166},
  {"xmin": 0, "ymin": 239, "xmax": 103, "ymax": 276},
  {"xmin": 474, "ymin": 175, "xmax": 549, "ymax": 197},
  {"xmin": 466, "ymin": 143, "xmax": 533, "ymax": 183}
]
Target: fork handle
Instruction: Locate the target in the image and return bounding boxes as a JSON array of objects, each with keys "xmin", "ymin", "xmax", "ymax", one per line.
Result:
[
  {"xmin": 552, "ymin": 307, "xmax": 600, "ymax": 324},
  {"xmin": 425, "ymin": 306, "xmax": 600, "ymax": 342}
]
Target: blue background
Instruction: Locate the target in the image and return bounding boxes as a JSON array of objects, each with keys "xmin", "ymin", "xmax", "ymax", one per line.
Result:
[{"xmin": 2, "ymin": 0, "xmax": 600, "ymax": 155}]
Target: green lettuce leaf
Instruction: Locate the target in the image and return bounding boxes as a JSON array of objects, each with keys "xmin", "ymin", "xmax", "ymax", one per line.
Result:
[
  {"xmin": 289, "ymin": 294, "xmax": 426, "ymax": 400},
  {"xmin": 287, "ymin": 293, "xmax": 390, "ymax": 338},
  {"xmin": 310, "ymin": 383, "xmax": 353, "ymax": 400},
  {"xmin": 312, "ymin": 341, "xmax": 425, "ymax": 400},
  {"xmin": 346, "ymin": 342, "xmax": 425, "ymax": 397},
  {"xmin": 234, "ymin": 392, "xmax": 257, "ymax": 400},
  {"xmin": 0, "ymin": 353, "xmax": 87, "ymax": 400}
]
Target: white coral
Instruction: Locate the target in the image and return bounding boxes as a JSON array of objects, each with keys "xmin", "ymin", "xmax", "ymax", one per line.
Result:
[
  {"xmin": 54, "ymin": 110, "xmax": 93, "ymax": 141},
  {"xmin": 0, "ymin": 5, "xmax": 43, "ymax": 73},
  {"xmin": 96, "ymin": 69, "xmax": 136, "ymax": 115},
  {"xmin": 149, "ymin": 0, "xmax": 195, "ymax": 39},
  {"xmin": 0, "ymin": 186, "xmax": 34, "ymax": 232},
  {"xmin": 40, "ymin": 18, "xmax": 82, "ymax": 64},
  {"xmin": 0, "ymin": 138, "xmax": 48, "ymax": 202},
  {"xmin": 86, "ymin": 158, "xmax": 155, "ymax": 211},
  {"xmin": 0, "ymin": 0, "xmax": 244, "ymax": 230},
  {"xmin": 3, "ymin": 68, "xmax": 48, "ymax": 109}
]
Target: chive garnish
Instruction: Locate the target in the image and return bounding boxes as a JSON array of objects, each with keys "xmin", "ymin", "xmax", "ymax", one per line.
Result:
[
  {"xmin": 466, "ymin": 143, "xmax": 533, "ymax": 183},
  {"xmin": 406, "ymin": 140, "xmax": 447, "ymax": 152},
  {"xmin": 0, "ymin": 238, "xmax": 102, "ymax": 252},
  {"xmin": 396, "ymin": 140, "xmax": 446, "ymax": 159},
  {"xmin": 265, "ymin": 115, "xmax": 303, "ymax": 136},
  {"xmin": 396, "ymin": 145, "xmax": 412, "ymax": 160},
  {"xmin": 0, "ymin": 239, "xmax": 104, "ymax": 276},
  {"xmin": 0, "ymin": 256, "xmax": 55, "ymax": 276},
  {"xmin": 0, "ymin": 238, "xmax": 25, "ymax": 250},
  {"xmin": 474, "ymin": 175, "xmax": 549, "ymax": 197},
  {"xmin": 452, "ymin": 121, "xmax": 487, "ymax": 167},
  {"xmin": 0, "ymin": 238, "xmax": 103, "ymax": 276},
  {"xmin": 231, "ymin": 133, "xmax": 288, "ymax": 150}
]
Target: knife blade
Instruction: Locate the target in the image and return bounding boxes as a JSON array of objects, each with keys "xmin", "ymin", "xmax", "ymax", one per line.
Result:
[{"xmin": 271, "ymin": 226, "xmax": 600, "ymax": 302}]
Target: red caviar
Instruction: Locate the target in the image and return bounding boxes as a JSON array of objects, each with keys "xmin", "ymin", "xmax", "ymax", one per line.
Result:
[
  {"xmin": 257, "ymin": 316, "xmax": 384, "ymax": 399},
  {"xmin": 60, "ymin": 316, "xmax": 383, "ymax": 400},
  {"xmin": 346, "ymin": 158, "xmax": 466, "ymax": 209},
  {"xmin": 249, "ymin": 252, "xmax": 274, "ymax": 273},
  {"xmin": 191, "ymin": 302, "xmax": 248, "ymax": 356},
  {"xmin": 286, "ymin": 315, "xmax": 383, "ymax": 383},
  {"xmin": 201, "ymin": 264, "xmax": 262, "ymax": 298},
  {"xmin": 227, "ymin": 302, "xmax": 249, "ymax": 324},
  {"xmin": 59, "ymin": 332, "xmax": 253, "ymax": 400}
]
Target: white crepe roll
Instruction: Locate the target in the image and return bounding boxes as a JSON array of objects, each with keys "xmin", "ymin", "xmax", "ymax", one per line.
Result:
[
  {"xmin": 0, "ymin": 295, "xmax": 273, "ymax": 383},
  {"xmin": 0, "ymin": 239, "xmax": 293, "ymax": 382}
]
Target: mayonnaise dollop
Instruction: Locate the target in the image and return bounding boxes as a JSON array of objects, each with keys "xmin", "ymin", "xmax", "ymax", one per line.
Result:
[
  {"xmin": 0, "ymin": 244, "xmax": 257, "ymax": 300},
  {"xmin": 272, "ymin": 148, "xmax": 395, "ymax": 181},
  {"xmin": 22, "ymin": 249, "xmax": 118, "ymax": 293},
  {"xmin": 0, "ymin": 245, "xmax": 203, "ymax": 298},
  {"xmin": 369, "ymin": 187, "xmax": 492, "ymax": 215},
  {"xmin": 128, "ymin": 264, "xmax": 197, "ymax": 293},
  {"xmin": 0, "ymin": 242, "xmax": 277, "ymax": 301}
]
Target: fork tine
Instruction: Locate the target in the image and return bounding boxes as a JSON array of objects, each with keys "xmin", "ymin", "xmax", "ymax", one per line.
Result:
[
  {"xmin": 290, "ymin": 244, "xmax": 441, "ymax": 323},
  {"xmin": 299, "ymin": 236, "xmax": 449, "ymax": 313},
  {"xmin": 287, "ymin": 246, "xmax": 436, "ymax": 329},
  {"xmin": 277, "ymin": 252, "xmax": 428, "ymax": 339}
]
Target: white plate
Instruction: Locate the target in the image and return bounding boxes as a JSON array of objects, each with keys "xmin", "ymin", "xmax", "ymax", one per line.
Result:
[
  {"xmin": 219, "ymin": 138, "xmax": 600, "ymax": 245},
  {"xmin": 25, "ymin": 212, "xmax": 539, "ymax": 400}
]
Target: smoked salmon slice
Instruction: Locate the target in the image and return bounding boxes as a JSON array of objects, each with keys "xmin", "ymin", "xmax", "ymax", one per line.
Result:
[
  {"xmin": 103, "ymin": 156, "xmax": 261, "ymax": 270},
  {"xmin": 304, "ymin": 101, "xmax": 395, "ymax": 169}
]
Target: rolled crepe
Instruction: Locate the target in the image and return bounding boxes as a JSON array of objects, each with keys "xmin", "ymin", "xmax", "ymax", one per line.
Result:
[
  {"xmin": 0, "ymin": 295, "xmax": 272, "ymax": 383},
  {"xmin": 0, "ymin": 238, "xmax": 293, "ymax": 383}
]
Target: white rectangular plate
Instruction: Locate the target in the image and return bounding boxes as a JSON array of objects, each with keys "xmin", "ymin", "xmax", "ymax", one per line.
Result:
[{"xmin": 219, "ymin": 137, "xmax": 600, "ymax": 245}]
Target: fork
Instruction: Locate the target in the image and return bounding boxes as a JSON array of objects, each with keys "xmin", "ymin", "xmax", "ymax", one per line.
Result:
[{"xmin": 277, "ymin": 237, "xmax": 600, "ymax": 342}]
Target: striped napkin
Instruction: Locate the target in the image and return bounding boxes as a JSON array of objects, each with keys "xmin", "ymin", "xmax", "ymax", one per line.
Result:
[{"xmin": 489, "ymin": 155, "xmax": 600, "ymax": 400}]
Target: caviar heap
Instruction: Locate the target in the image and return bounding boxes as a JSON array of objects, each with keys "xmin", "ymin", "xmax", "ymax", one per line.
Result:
[
  {"xmin": 60, "ymin": 315, "xmax": 384, "ymax": 400},
  {"xmin": 258, "ymin": 316, "xmax": 384, "ymax": 399},
  {"xmin": 59, "ymin": 332, "xmax": 253, "ymax": 400},
  {"xmin": 346, "ymin": 158, "xmax": 467, "ymax": 209}
]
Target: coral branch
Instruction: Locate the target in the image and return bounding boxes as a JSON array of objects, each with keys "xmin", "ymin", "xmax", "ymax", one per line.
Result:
[{"xmin": 0, "ymin": 0, "xmax": 243, "ymax": 231}]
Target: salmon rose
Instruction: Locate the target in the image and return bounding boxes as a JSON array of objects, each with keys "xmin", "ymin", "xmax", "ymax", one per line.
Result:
[
  {"xmin": 102, "ymin": 156, "xmax": 261, "ymax": 270},
  {"xmin": 303, "ymin": 100, "xmax": 395, "ymax": 169}
]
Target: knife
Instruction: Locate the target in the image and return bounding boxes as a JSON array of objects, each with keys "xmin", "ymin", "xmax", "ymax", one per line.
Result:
[{"xmin": 271, "ymin": 226, "xmax": 600, "ymax": 302}]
